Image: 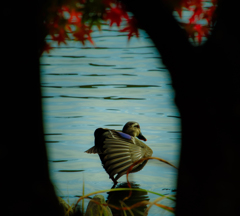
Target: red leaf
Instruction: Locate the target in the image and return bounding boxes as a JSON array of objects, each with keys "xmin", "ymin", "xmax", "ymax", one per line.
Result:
[
  {"xmin": 61, "ymin": 6, "xmax": 70, "ymax": 12},
  {"xmin": 51, "ymin": 29, "xmax": 68, "ymax": 45},
  {"xmin": 180, "ymin": 22, "xmax": 196, "ymax": 41},
  {"xmin": 105, "ymin": 5, "xmax": 129, "ymax": 27},
  {"xmin": 189, "ymin": 3, "xmax": 203, "ymax": 23},
  {"xmin": 119, "ymin": 17, "xmax": 139, "ymax": 41},
  {"xmin": 211, "ymin": 0, "xmax": 218, "ymax": 6},
  {"xmin": 73, "ymin": 25, "xmax": 93, "ymax": 45},
  {"xmin": 175, "ymin": 7, "xmax": 183, "ymax": 18},
  {"xmin": 52, "ymin": 15, "xmax": 60, "ymax": 28},
  {"xmin": 194, "ymin": 24, "xmax": 202, "ymax": 43},
  {"xmin": 68, "ymin": 9, "xmax": 82, "ymax": 23},
  {"xmin": 182, "ymin": 0, "xmax": 201, "ymax": 10},
  {"xmin": 174, "ymin": 0, "xmax": 203, "ymax": 18},
  {"xmin": 203, "ymin": 5, "xmax": 216, "ymax": 25},
  {"xmin": 194, "ymin": 24, "xmax": 209, "ymax": 44},
  {"xmin": 102, "ymin": 0, "xmax": 115, "ymax": 7},
  {"xmin": 86, "ymin": 35, "xmax": 94, "ymax": 45},
  {"xmin": 65, "ymin": 24, "xmax": 72, "ymax": 32},
  {"xmin": 41, "ymin": 42, "xmax": 53, "ymax": 55}
]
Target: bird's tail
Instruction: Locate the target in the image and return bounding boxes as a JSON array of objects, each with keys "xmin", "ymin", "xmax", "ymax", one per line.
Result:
[{"xmin": 85, "ymin": 146, "xmax": 101, "ymax": 154}]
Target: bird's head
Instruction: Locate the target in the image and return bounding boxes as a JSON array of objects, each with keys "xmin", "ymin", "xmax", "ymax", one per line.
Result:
[{"xmin": 122, "ymin": 121, "xmax": 147, "ymax": 141}]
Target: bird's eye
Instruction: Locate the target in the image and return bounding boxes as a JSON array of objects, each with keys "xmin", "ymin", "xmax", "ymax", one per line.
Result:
[{"xmin": 134, "ymin": 125, "xmax": 140, "ymax": 128}]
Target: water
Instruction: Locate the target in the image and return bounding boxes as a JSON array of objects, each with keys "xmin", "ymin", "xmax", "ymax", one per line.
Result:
[{"xmin": 40, "ymin": 25, "xmax": 181, "ymax": 215}]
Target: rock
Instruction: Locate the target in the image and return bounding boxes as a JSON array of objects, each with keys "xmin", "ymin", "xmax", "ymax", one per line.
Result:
[
  {"xmin": 58, "ymin": 197, "xmax": 74, "ymax": 216},
  {"xmin": 85, "ymin": 195, "xmax": 112, "ymax": 216}
]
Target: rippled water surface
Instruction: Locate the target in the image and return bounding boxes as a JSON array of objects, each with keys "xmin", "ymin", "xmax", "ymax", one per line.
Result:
[{"xmin": 40, "ymin": 25, "xmax": 181, "ymax": 215}]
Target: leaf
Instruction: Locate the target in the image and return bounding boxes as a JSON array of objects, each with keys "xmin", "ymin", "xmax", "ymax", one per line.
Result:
[
  {"xmin": 73, "ymin": 25, "xmax": 94, "ymax": 45},
  {"xmin": 102, "ymin": 0, "xmax": 115, "ymax": 7},
  {"xmin": 68, "ymin": 9, "xmax": 82, "ymax": 23},
  {"xmin": 41, "ymin": 42, "xmax": 53, "ymax": 54},
  {"xmin": 202, "ymin": 5, "xmax": 217, "ymax": 25},
  {"xmin": 119, "ymin": 17, "xmax": 139, "ymax": 41},
  {"xmin": 189, "ymin": 4, "xmax": 203, "ymax": 23},
  {"xmin": 81, "ymin": 0, "xmax": 108, "ymax": 26},
  {"xmin": 175, "ymin": 6, "xmax": 183, "ymax": 18},
  {"xmin": 211, "ymin": 0, "xmax": 218, "ymax": 6},
  {"xmin": 105, "ymin": 4, "xmax": 129, "ymax": 27},
  {"xmin": 172, "ymin": 0, "xmax": 203, "ymax": 18},
  {"xmin": 87, "ymin": 15, "xmax": 104, "ymax": 30},
  {"xmin": 61, "ymin": 6, "xmax": 70, "ymax": 13},
  {"xmin": 181, "ymin": 0, "xmax": 199, "ymax": 10},
  {"xmin": 51, "ymin": 29, "xmax": 68, "ymax": 45},
  {"xmin": 180, "ymin": 22, "xmax": 196, "ymax": 41},
  {"xmin": 194, "ymin": 24, "xmax": 209, "ymax": 44}
]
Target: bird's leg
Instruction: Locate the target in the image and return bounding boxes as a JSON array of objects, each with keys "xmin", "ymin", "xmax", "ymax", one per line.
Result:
[
  {"xmin": 111, "ymin": 183, "xmax": 116, "ymax": 189},
  {"xmin": 110, "ymin": 176, "xmax": 118, "ymax": 187}
]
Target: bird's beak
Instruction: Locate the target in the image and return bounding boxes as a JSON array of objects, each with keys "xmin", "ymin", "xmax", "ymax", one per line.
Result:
[{"xmin": 137, "ymin": 132, "xmax": 147, "ymax": 141}]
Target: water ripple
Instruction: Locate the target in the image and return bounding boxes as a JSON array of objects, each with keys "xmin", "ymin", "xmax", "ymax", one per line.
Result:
[
  {"xmin": 89, "ymin": 63, "xmax": 115, "ymax": 67},
  {"xmin": 42, "ymin": 84, "xmax": 160, "ymax": 88},
  {"xmin": 59, "ymin": 95, "xmax": 145, "ymax": 100}
]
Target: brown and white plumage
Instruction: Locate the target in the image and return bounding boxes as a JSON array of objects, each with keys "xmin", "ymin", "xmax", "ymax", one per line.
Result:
[{"xmin": 85, "ymin": 121, "xmax": 153, "ymax": 185}]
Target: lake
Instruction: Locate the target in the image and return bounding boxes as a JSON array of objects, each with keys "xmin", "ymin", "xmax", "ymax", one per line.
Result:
[{"xmin": 40, "ymin": 23, "xmax": 181, "ymax": 215}]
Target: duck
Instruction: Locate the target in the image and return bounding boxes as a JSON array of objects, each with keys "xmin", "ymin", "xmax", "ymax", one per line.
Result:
[{"xmin": 85, "ymin": 121, "xmax": 153, "ymax": 185}]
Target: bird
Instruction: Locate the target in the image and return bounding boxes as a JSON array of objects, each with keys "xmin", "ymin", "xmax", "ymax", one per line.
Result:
[{"xmin": 85, "ymin": 121, "xmax": 153, "ymax": 185}]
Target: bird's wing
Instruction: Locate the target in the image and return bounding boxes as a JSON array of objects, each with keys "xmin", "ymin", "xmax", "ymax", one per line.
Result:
[{"xmin": 102, "ymin": 130, "xmax": 147, "ymax": 180}]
